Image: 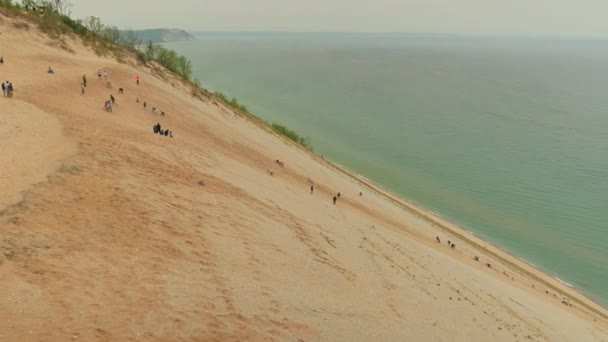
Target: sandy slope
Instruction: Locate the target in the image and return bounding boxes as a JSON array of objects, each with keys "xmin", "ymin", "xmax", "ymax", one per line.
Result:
[{"xmin": 0, "ymin": 13, "xmax": 607, "ymax": 341}]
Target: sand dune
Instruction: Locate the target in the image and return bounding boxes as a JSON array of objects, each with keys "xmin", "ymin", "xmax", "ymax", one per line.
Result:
[{"xmin": 0, "ymin": 13, "xmax": 607, "ymax": 341}]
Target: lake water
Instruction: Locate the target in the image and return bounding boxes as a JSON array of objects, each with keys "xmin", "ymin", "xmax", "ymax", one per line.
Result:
[{"xmin": 165, "ymin": 33, "xmax": 608, "ymax": 306}]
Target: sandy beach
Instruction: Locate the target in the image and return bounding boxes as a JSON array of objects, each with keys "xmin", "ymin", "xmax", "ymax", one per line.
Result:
[{"xmin": 1, "ymin": 12, "xmax": 607, "ymax": 341}]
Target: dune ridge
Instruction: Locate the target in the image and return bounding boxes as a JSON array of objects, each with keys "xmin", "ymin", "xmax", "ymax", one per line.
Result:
[{"xmin": 0, "ymin": 13, "xmax": 607, "ymax": 341}]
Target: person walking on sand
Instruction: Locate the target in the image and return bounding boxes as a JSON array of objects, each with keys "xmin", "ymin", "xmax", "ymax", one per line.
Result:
[
  {"xmin": 97, "ymin": 69, "xmax": 101, "ymax": 79},
  {"xmin": 310, "ymin": 185, "xmax": 314, "ymax": 195},
  {"xmin": 1, "ymin": 81, "xmax": 5, "ymax": 97},
  {"xmin": 143, "ymin": 101, "xmax": 147, "ymax": 110},
  {"xmin": 82, "ymin": 74, "xmax": 87, "ymax": 88},
  {"xmin": 333, "ymin": 196, "xmax": 337, "ymax": 205},
  {"xmin": 81, "ymin": 83, "xmax": 85, "ymax": 95},
  {"xmin": 136, "ymin": 75, "xmax": 140, "ymax": 85}
]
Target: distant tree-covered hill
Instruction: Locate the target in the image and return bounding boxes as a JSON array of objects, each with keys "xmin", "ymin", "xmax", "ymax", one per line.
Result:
[{"xmin": 126, "ymin": 29, "xmax": 195, "ymax": 43}]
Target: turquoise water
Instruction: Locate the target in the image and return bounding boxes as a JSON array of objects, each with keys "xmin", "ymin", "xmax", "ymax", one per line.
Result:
[{"xmin": 165, "ymin": 34, "xmax": 608, "ymax": 305}]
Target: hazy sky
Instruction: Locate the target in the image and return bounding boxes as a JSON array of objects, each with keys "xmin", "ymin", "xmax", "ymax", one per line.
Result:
[{"xmin": 70, "ymin": 0, "xmax": 608, "ymax": 37}]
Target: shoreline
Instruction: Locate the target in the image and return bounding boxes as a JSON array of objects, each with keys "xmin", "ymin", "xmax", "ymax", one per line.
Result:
[
  {"xmin": 213, "ymin": 81, "xmax": 608, "ymax": 321},
  {"xmin": 304, "ymin": 151, "xmax": 608, "ymax": 320}
]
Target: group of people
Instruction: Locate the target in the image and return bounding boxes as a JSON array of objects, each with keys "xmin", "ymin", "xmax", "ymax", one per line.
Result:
[
  {"xmin": 332, "ymin": 192, "xmax": 341, "ymax": 205},
  {"xmin": 153, "ymin": 123, "xmax": 173, "ymax": 138},
  {"xmin": 435, "ymin": 236, "xmax": 456, "ymax": 249},
  {"xmin": 2, "ymin": 81, "xmax": 14, "ymax": 98}
]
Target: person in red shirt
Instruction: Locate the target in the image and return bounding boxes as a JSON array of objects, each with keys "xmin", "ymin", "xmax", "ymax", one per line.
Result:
[{"xmin": 136, "ymin": 75, "xmax": 140, "ymax": 85}]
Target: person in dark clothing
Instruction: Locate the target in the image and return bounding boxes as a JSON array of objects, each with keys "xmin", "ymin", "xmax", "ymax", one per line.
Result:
[
  {"xmin": 164, "ymin": 130, "xmax": 169, "ymax": 137},
  {"xmin": 311, "ymin": 185, "xmax": 314, "ymax": 194},
  {"xmin": 82, "ymin": 75, "xmax": 87, "ymax": 87},
  {"xmin": 333, "ymin": 196, "xmax": 337, "ymax": 205},
  {"xmin": 1, "ymin": 82, "xmax": 5, "ymax": 97},
  {"xmin": 143, "ymin": 101, "xmax": 147, "ymax": 110},
  {"xmin": 0, "ymin": 57, "xmax": 4, "ymax": 64},
  {"xmin": 110, "ymin": 95, "xmax": 115, "ymax": 105},
  {"xmin": 337, "ymin": 192, "xmax": 341, "ymax": 198},
  {"xmin": 7, "ymin": 82, "xmax": 13, "ymax": 97}
]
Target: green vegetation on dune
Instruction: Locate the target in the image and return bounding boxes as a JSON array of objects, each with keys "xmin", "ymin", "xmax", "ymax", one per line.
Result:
[
  {"xmin": 270, "ymin": 124, "xmax": 313, "ymax": 151},
  {"xmin": 0, "ymin": 0, "xmax": 313, "ymax": 151}
]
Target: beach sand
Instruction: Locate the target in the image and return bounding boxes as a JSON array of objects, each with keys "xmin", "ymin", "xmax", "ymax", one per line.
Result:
[{"xmin": 0, "ymin": 13, "xmax": 607, "ymax": 341}]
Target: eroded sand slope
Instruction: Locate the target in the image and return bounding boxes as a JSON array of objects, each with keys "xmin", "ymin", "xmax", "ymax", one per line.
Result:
[{"xmin": 0, "ymin": 14, "xmax": 607, "ymax": 341}]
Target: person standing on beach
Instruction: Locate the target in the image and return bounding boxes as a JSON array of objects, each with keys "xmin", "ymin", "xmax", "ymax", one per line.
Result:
[
  {"xmin": 333, "ymin": 196, "xmax": 337, "ymax": 205},
  {"xmin": 136, "ymin": 75, "xmax": 140, "ymax": 85},
  {"xmin": 310, "ymin": 185, "xmax": 314, "ymax": 195},
  {"xmin": 82, "ymin": 74, "xmax": 87, "ymax": 88},
  {"xmin": 81, "ymin": 82, "xmax": 85, "ymax": 95},
  {"xmin": 1, "ymin": 81, "xmax": 6, "ymax": 97}
]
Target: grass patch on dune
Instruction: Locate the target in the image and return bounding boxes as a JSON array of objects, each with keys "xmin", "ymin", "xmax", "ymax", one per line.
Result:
[
  {"xmin": 213, "ymin": 91, "xmax": 314, "ymax": 151},
  {"xmin": 271, "ymin": 123, "xmax": 313, "ymax": 151}
]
